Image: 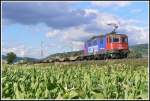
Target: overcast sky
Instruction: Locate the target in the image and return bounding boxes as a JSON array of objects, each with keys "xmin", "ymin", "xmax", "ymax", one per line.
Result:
[{"xmin": 2, "ymin": 1, "xmax": 149, "ymax": 59}]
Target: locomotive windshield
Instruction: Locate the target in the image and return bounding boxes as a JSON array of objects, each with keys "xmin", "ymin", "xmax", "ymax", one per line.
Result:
[
  {"xmin": 122, "ymin": 37, "xmax": 128, "ymax": 43},
  {"xmin": 109, "ymin": 35, "xmax": 128, "ymax": 43},
  {"xmin": 113, "ymin": 38, "xmax": 119, "ymax": 42}
]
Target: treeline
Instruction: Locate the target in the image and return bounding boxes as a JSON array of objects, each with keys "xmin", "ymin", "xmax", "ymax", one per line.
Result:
[
  {"xmin": 128, "ymin": 44, "xmax": 148, "ymax": 58},
  {"xmin": 45, "ymin": 50, "xmax": 83, "ymax": 59},
  {"xmin": 127, "ymin": 50, "xmax": 143, "ymax": 58}
]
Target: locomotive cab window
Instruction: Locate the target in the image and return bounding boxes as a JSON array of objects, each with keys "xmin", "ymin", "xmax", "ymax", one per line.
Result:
[
  {"xmin": 122, "ymin": 37, "xmax": 128, "ymax": 43},
  {"xmin": 112, "ymin": 37, "xmax": 119, "ymax": 42}
]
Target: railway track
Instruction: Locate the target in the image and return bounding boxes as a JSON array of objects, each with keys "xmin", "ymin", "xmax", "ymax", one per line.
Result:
[
  {"xmin": 15, "ymin": 58, "xmax": 147, "ymax": 67},
  {"xmin": 33, "ymin": 57, "xmax": 147, "ymax": 64}
]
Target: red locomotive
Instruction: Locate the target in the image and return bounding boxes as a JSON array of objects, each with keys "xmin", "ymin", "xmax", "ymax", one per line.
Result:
[{"xmin": 83, "ymin": 23, "xmax": 129, "ymax": 59}]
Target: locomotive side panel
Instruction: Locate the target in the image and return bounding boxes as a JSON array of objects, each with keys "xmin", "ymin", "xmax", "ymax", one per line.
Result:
[
  {"xmin": 84, "ymin": 35, "xmax": 107, "ymax": 56},
  {"xmin": 97, "ymin": 36, "xmax": 106, "ymax": 54},
  {"xmin": 87, "ymin": 38, "xmax": 99, "ymax": 55},
  {"xmin": 106, "ymin": 35, "xmax": 111, "ymax": 50}
]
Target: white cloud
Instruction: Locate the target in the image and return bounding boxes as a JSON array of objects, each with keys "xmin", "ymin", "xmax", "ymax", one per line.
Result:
[
  {"xmin": 45, "ymin": 26, "xmax": 94, "ymax": 51},
  {"xmin": 91, "ymin": 1, "xmax": 132, "ymax": 7},
  {"xmin": 61, "ymin": 27, "xmax": 91, "ymax": 51},
  {"xmin": 94, "ymin": 13, "xmax": 120, "ymax": 29},
  {"xmin": 84, "ymin": 9, "xmax": 98, "ymax": 15},
  {"xmin": 119, "ymin": 19, "xmax": 141, "ymax": 27},
  {"xmin": 4, "ymin": 10, "xmax": 146, "ymax": 58},
  {"xmin": 130, "ymin": 9, "xmax": 143, "ymax": 14},
  {"xmin": 83, "ymin": 11, "xmax": 148, "ymax": 45},
  {"xmin": 2, "ymin": 44, "xmax": 44, "ymax": 59},
  {"xmin": 62, "ymin": 26, "xmax": 93, "ymax": 42},
  {"xmin": 46, "ymin": 29, "xmax": 60, "ymax": 38},
  {"xmin": 122, "ymin": 26, "xmax": 149, "ymax": 45},
  {"xmin": 45, "ymin": 11, "xmax": 148, "ymax": 50},
  {"xmin": 2, "ymin": 45, "xmax": 27, "ymax": 57},
  {"xmin": 72, "ymin": 41, "xmax": 84, "ymax": 51}
]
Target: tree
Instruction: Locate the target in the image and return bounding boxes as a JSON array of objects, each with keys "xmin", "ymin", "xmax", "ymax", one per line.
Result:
[{"xmin": 6, "ymin": 52, "xmax": 17, "ymax": 64}]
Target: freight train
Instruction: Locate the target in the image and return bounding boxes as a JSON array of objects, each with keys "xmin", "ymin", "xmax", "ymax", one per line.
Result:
[{"xmin": 42, "ymin": 23, "xmax": 129, "ymax": 63}]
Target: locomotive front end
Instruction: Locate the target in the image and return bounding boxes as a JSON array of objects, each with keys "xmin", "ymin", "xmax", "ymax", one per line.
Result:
[{"xmin": 106, "ymin": 34, "xmax": 129, "ymax": 58}]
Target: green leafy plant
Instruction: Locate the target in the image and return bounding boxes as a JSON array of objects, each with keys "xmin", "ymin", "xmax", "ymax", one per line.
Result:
[{"xmin": 2, "ymin": 59, "xmax": 148, "ymax": 99}]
